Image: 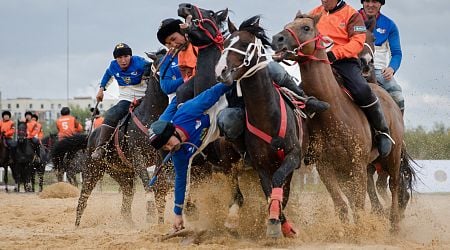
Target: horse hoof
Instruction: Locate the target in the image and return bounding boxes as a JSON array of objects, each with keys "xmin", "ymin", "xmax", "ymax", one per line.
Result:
[
  {"xmin": 266, "ymin": 219, "xmax": 282, "ymax": 238},
  {"xmin": 224, "ymin": 217, "xmax": 239, "ymax": 230}
]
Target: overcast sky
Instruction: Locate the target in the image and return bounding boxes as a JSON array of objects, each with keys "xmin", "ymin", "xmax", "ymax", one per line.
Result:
[{"xmin": 0, "ymin": 0, "xmax": 449, "ymax": 129}]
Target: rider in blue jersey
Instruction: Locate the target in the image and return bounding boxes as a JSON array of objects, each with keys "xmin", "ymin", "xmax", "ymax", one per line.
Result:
[
  {"xmin": 360, "ymin": 0, "xmax": 405, "ymax": 113},
  {"xmin": 91, "ymin": 43, "xmax": 151, "ymax": 160},
  {"xmin": 148, "ymin": 82, "xmax": 231, "ymax": 232}
]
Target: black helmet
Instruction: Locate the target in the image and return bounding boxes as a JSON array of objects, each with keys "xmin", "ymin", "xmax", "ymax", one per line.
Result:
[
  {"xmin": 24, "ymin": 111, "xmax": 33, "ymax": 117},
  {"xmin": 157, "ymin": 18, "xmax": 183, "ymax": 45},
  {"xmin": 60, "ymin": 107, "xmax": 70, "ymax": 115},
  {"xmin": 361, "ymin": 0, "xmax": 385, "ymax": 5},
  {"xmin": 2, "ymin": 110, "xmax": 11, "ymax": 118},
  {"xmin": 148, "ymin": 120, "xmax": 175, "ymax": 150},
  {"xmin": 113, "ymin": 43, "xmax": 132, "ymax": 58}
]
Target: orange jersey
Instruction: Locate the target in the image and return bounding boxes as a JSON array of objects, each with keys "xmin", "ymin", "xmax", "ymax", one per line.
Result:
[
  {"xmin": 178, "ymin": 43, "xmax": 198, "ymax": 80},
  {"xmin": 93, "ymin": 116, "xmax": 104, "ymax": 129},
  {"xmin": 309, "ymin": 3, "xmax": 366, "ymax": 60},
  {"xmin": 56, "ymin": 115, "xmax": 83, "ymax": 140},
  {"xmin": 26, "ymin": 120, "xmax": 39, "ymax": 139},
  {"xmin": 0, "ymin": 120, "xmax": 15, "ymax": 139},
  {"xmin": 36, "ymin": 122, "xmax": 44, "ymax": 140}
]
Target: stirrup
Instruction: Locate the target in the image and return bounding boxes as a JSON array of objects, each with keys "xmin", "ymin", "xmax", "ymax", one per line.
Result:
[{"xmin": 375, "ymin": 131, "xmax": 396, "ymax": 145}]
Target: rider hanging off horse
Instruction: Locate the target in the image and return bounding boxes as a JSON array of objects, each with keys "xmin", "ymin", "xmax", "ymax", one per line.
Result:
[
  {"xmin": 91, "ymin": 43, "xmax": 152, "ymax": 160},
  {"xmin": 359, "ymin": 0, "xmax": 405, "ymax": 114}
]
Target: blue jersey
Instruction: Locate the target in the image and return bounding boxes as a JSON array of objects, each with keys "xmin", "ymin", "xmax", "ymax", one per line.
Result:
[
  {"xmin": 100, "ymin": 56, "xmax": 149, "ymax": 88},
  {"xmin": 170, "ymin": 82, "xmax": 231, "ymax": 215},
  {"xmin": 159, "ymin": 54, "xmax": 183, "ymax": 95},
  {"xmin": 374, "ymin": 13, "xmax": 402, "ymax": 72}
]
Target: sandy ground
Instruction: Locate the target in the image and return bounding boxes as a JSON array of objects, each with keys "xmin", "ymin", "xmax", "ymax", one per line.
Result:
[{"xmin": 0, "ymin": 172, "xmax": 449, "ymax": 250}]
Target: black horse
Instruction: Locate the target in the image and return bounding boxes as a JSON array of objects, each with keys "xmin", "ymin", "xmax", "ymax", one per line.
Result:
[
  {"xmin": 50, "ymin": 49, "xmax": 169, "ymax": 227},
  {"xmin": 216, "ymin": 16, "xmax": 303, "ymax": 238},
  {"xmin": 14, "ymin": 121, "xmax": 39, "ymax": 192},
  {"xmin": 0, "ymin": 132, "xmax": 13, "ymax": 191}
]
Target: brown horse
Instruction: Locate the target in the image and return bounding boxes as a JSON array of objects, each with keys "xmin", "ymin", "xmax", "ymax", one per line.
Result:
[
  {"xmin": 272, "ymin": 13, "xmax": 406, "ymax": 232},
  {"xmin": 216, "ymin": 16, "xmax": 302, "ymax": 238}
]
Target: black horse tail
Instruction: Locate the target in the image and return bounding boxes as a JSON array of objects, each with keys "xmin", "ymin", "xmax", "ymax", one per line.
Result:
[
  {"xmin": 50, "ymin": 134, "xmax": 88, "ymax": 170},
  {"xmin": 400, "ymin": 149, "xmax": 420, "ymax": 195}
]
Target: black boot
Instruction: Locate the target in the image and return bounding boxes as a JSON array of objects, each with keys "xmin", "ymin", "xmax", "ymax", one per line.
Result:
[
  {"xmin": 91, "ymin": 124, "xmax": 115, "ymax": 160},
  {"xmin": 362, "ymin": 101, "xmax": 394, "ymax": 157},
  {"xmin": 267, "ymin": 61, "xmax": 330, "ymax": 115}
]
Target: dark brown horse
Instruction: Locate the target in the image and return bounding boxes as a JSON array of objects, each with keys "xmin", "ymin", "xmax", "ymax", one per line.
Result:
[
  {"xmin": 0, "ymin": 131, "xmax": 12, "ymax": 191},
  {"xmin": 216, "ymin": 16, "xmax": 303, "ymax": 238},
  {"xmin": 272, "ymin": 13, "xmax": 408, "ymax": 232}
]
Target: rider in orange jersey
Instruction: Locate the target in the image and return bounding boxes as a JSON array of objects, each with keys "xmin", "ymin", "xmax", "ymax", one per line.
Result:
[{"xmin": 56, "ymin": 107, "xmax": 83, "ymax": 141}]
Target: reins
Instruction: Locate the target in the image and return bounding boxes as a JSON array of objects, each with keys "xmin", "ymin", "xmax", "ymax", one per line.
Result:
[
  {"xmin": 191, "ymin": 5, "xmax": 224, "ymax": 50},
  {"xmin": 284, "ymin": 27, "xmax": 331, "ymax": 65}
]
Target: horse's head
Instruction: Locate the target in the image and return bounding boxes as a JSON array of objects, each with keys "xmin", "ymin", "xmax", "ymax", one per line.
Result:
[
  {"xmin": 16, "ymin": 121, "xmax": 27, "ymax": 141},
  {"xmin": 177, "ymin": 3, "xmax": 228, "ymax": 48},
  {"xmin": 272, "ymin": 12, "xmax": 326, "ymax": 63},
  {"xmin": 145, "ymin": 48, "xmax": 168, "ymax": 79},
  {"xmin": 215, "ymin": 15, "xmax": 271, "ymax": 85},
  {"xmin": 360, "ymin": 17, "xmax": 376, "ymax": 82}
]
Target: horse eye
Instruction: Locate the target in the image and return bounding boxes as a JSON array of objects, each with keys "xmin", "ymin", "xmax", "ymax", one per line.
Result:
[
  {"xmin": 303, "ymin": 26, "xmax": 311, "ymax": 32},
  {"xmin": 209, "ymin": 11, "xmax": 214, "ymax": 16}
]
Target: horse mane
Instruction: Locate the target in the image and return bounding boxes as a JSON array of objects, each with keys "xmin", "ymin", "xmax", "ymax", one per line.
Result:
[{"xmin": 238, "ymin": 15, "xmax": 271, "ymax": 47}]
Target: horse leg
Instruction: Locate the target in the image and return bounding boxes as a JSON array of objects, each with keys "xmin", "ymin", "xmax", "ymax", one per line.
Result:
[
  {"xmin": 75, "ymin": 161, "xmax": 105, "ymax": 227},
  {"xmin": 367, "ymin": 163, "xmax": 384, "ymax": 215},
  {"xmin": 343, "ymin": 164, "xmax": 367, "ymax": 223},
  {"xmin": 153, "ymin": 177, "xmax": 169, "ymax": 224},
  {"xmin": 316, "ymin": 164, "xmax": 349, "ymax": 223},
  {"xmin": 224, "ymin": 161, "xmax": 244, "ymax": 231},
  {"xmin": 376, "ymin": 170, "xmax": 390, "ymax": 204},
  {"xmin": 109, "ymin": 171, "xmax": 135, "ymax": 224},
  {"xmin": 270, "ymin": 152, "xmax": 300, "ymax": 238},
  {"xmin": 388, "ymin": 155, "xmax": 402, "ymax": 234},
  {"xmin": 4, "ymin": 167, "xmax": 9, "ymax": 192}
]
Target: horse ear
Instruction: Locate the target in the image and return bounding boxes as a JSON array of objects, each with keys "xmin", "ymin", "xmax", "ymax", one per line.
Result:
[
  {"xmin": 216, "ymin": 8, "xmax": 228, "ymax": 23},
  {"xmin": 251, "ymin": 16, "xmax": 261, "ymax": 27},
  {"xmin": 365, "ymin": 16, "xmax": 376, "ymax": 32},
  {"xmin": 295, "ymin": 10, "xmax": 303, "ymax": 20},
  {"xmin": 227, "ymin": 17, "xmax": 237, "ymax": 34},
  {"xmin": 312, "ymin": 14, "xmax": 322, "ymax": 25},
  {"xmin": 145, "ymin": 52, "xmax": 157, "ymax": 61}
]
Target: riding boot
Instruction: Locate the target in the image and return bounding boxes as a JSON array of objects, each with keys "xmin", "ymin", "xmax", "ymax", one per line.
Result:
[
  {"xmin": 91, "ymin": 124, "xmax": 115, "ymax": 160},
  {"xmin": 267, "ymin": 61, "xmax": 330, "ymax": 115},
  {"xmin": 362, "ymin": 100, "xmax": 394, "ymax": 158}
]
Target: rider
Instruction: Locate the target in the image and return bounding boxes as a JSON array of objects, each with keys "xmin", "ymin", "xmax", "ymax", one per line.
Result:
[
  {"xmin": 309, "ymin": 0, "xmax": 393, "ymax": 157},
  {"xmin": 31, "ymin": 114, "xmax": 44, "ymax": 140},
  {"xmin": 156, "ymin": 18, "xmax": 198, "ymax": 122},
  {"xmin": 24, "ymin": 111, "xmax": 41, "ymax": 158},
  {"xmin": 359, "ymin": 0, "xmax": 405, "ymax": 114},
  {"xmin": 56, "ymin": 107, "xmax": 83, "ymax": 141},
  {"xmin": 148, "ymin": 81, "xmax": 232, "ymax": 232},
  {"xmin": 0, "ymin": 111, "xmax": 16, "ymax": 163},
  {"xmin": 90, "ymin": 107, "xmax": 104, "ymax": 130},
  {"xmin": 91, "ymin": 43, "xmax": 151, "ymax": 160}
]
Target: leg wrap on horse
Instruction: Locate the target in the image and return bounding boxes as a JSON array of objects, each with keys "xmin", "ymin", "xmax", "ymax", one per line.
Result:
[
  {"xmin": 269, "ymin": 187, "xmax": 283, "ymax": 220},
  {"xmin": 280, "ymin": 213, "xmax": 297, "ymax": 238},
  {"xmin": 268, "ymin": 61, "xmax": 329, "ymax": 114},
  {"xmin": 361, "ymin": 98, "xmax": 394, "ymax": 158}
]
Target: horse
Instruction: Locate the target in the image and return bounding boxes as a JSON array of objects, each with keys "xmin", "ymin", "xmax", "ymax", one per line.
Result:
[
  {"xmin": 27, "ymin": 133, "xmax": 58, "ymax": 192},
  {"xmin": 272, "ymin": 13, "xmax": 410, "ymax": 232},
  {"xmin": 49, "ymin": 49, "xmax": 169, "ymax": 227},
  {"xmin": 216, "ymin": 16, "xmax": 303, "ymax": 238},
  {"xmin": 13, "ymin": 121, "xmax": 38, "ymax": 192},
  {"xmin": 0, "ymin": 132, "xmax": 12, "ymax": 191}
]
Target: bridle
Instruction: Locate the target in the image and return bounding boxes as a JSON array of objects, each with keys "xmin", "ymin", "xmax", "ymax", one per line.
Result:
[
  {"xmin": 283, "ymin": 27, "xmax": 331, "ymax": 64},
  {"xmin": 189, "ymin": 5, "xmax": 224, "ymax": 50},
  {"xmin": 222, "ymin": 35, "xmax": 272, "ymax": 85}
]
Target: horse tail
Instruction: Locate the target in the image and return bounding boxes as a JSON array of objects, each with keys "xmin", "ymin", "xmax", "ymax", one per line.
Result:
[
  {"xmin": 50, "ymin": 134, "xmax": 88, "ymax": 171},
  {"xmin": 400, "ymin": 148, "xmax": 420, "ymax": 195}
]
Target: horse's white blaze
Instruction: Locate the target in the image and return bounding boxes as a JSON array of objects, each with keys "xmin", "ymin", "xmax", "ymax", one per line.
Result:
[{"xmin": 215, "ymin": 35, "xmax": 240, "ymax": 77}]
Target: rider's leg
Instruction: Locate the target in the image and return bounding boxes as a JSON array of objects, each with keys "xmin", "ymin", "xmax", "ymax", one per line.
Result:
[
  {"xmin": 267, "ymin": 61, "xmax": 330, "ymax": 114},
  {"xmin": 332, "ymin": 59, "xmax": 393, "ymax": 157},
  {"xmin": 91, "ymin": 100, "xmax": 131, "ymax": 160},
  {"xmin": 375, "ymin": 69, "xmax": 405, "ymax": 115}
]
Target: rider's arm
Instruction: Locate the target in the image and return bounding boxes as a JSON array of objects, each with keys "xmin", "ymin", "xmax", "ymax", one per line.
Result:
[
  {"xmin": 329, "ymin": 13, "xmax": 366, "ymax": 61},
  {"xmin": 177, "ymin": 83, "xmax": 231, "ymax": 118},
  {"xmin": 172, "ymin": 150, "xmax": 191, "ymax": 215},
  {"xmin": 99, "ymin": 68, "xmax": 114, "ymax": 91},
  {"xmin": 159, "ymin": 57, "xmax": 184, "ymax": 95},
  {"xmin": 388, "ymin": 23, "xmax": 402, "ymax": 73},
  {"xmin": 5, "ymin": 122, "xmax": 15, "ymax": 138}
]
